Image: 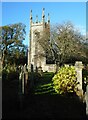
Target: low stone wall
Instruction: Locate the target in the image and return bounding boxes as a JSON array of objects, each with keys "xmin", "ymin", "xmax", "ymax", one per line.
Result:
[{"xmin": 42, "ymin": 64, "xmax": 56, "ymax": 72}]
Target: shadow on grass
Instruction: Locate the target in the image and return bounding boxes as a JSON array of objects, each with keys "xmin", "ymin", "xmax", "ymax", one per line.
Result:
[
  {"xmin": 2, "ymin": 72, "xmax": 87, "ymax": 120},
  {"xmin": 22, "ymin": 93, "xmax": 86, "ymax": 120},
  {"xmin": 2, "ymin": 84, "xmax": 86, "ymax": 120}
]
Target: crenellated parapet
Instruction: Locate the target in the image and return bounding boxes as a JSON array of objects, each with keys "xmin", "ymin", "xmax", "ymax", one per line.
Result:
[{"xmin": 30, "ymin": 8, "xmax": 50, "ymax": 27}]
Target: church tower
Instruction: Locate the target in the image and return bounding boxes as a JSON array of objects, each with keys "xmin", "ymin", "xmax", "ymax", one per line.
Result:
[{"xmin": 28, "ymin": 8, "xmax": 50, "ymax": 71}]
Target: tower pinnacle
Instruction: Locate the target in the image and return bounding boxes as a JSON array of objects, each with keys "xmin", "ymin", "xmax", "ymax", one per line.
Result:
[
  {"xmin": 36, "ymin": 15, "xmax": 38, "ymax": 23},
  {"xmin": 30, "ymin": 10, "xmax": 32, "ymax": 24},
  {"xmin": 42, "ymin": 8, "xmax": 45, "ymax": 22},
  {"xmin": 48, "ymin": 13, "xmax": 50, "ymax": 23}
]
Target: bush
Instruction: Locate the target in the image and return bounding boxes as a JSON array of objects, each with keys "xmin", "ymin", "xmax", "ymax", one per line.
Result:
[
  {"xmin": 2, "ymin": 69, "xmax": 8, "ymax": 81},
  {"xmin": 7, "ymin": 71, "xmax": 19, "ymax": 81},
  {"xmin": 2, "ymin": 64, "xmax": 19, "ymax": 82},
  {"xmin": 52, "ymin": 66, "xmax": 78, "ymax": 94}
]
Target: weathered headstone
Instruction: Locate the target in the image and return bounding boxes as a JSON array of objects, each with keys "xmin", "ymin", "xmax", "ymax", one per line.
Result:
[
  {"xmin": 36, "ymin": 66, "xmax": 38, "ymax": 73},
  {"xmin": 20, "ymin": 66, "xmax": 25, "ymax": 94},
  {"xmin": 19, "ymin": 71, "xmax": 22, "ymax": 93},
  {"xmin": 38, "ymin": 66, "xmax": 43, "ymax": 76},
  {"xmin": 24, "ymin": 68, "xmax": 28, "ymax": 94},
  {"xmin": 75, "ymin": 61, "xmax": 83, "ymax": 97},
  {"xmin": 22, "ymin": 73, "xmax": 25, "ymax": 94},
  {"xmin": 23, "ymin": 64, "xmax": 26, "ymax": 72},
  {"xmin": 18, "ymin": 68, "xmax": 24, "ymax": 109},
  {"xmin": 27, "ymin": 65, "xmax": 30, "ymax": 72},
  {"xmin": 30, "ymin": 64, "xmax": 34, "ymax": 89},
  {"xmin": 86, "ymin": 85, "xmax": 88, "ymax": 117},
  {"xmin": 21, "ymin": 66, "xmax": 24, "ymax": 73}
]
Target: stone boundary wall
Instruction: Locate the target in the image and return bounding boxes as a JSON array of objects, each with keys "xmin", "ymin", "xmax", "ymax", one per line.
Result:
[{"xmin": 43, "ymin": 64, "xmax": 56, "ymax": 73}]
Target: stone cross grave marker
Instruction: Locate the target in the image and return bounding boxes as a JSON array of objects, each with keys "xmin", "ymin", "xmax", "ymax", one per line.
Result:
[{"xmin": 75, "ymin": 61, "xmax": 83, "ymax": 96}]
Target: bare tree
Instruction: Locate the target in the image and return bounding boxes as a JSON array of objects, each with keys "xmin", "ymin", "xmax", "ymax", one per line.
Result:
[
  {"xmin": 51, "ymin": 22, "xmax": 87, "ymax": 65},
  {"xmin": 36, "ymin": 21, "xmax": 88, "ymax": 68}
]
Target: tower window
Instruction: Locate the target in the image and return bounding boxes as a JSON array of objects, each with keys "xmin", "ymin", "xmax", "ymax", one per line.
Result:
[{"xmin": 35, "ymin": 31, "xmax": 40, "ymax": 38}]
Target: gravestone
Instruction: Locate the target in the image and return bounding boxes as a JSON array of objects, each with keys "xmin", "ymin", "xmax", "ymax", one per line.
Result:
[
  {"xmin": 27, "ymin": 65, "xmax": 30, "ymax": 72},
  {"xmin": 24, "ymin": 67, "xmax": 29, "ymax": 94},
  {"xmin": 19, "ymin": 71, "xmax": 22, "ymax": 93},
  {"xmin": 75, "ymin": 61, "xmax": 83, "ymax": 97},
  {"xmin": 30, "ymin": 64, "xmax": 34, "ymax": 89},
  {"xmin": 38, "ymin": 66, "xmax": 43, "ymax": 76},
  {"xmin": 21, "ymin": 66, "xmax": 25, "ymax": 94},
  {"xmin": 86, "ymin": 85, "xmax": 88, "ymax": 117},
  {"xmin": 18, "ymin": 66, "xmax": 24, "ymax": 109},
  {"xmin": 23, "ymin": 64, "xmax": 26, "ymax": 72}
]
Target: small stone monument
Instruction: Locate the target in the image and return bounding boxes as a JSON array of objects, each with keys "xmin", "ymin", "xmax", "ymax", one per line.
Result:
[
  {"xmin": 24, "ymin": 67, "xmax": 28, "ymax": 94},
  {"xmin": 86, "ymin": 85, "xmax": 88, "ymax": 117},
  {"xmin": 23, "ymin": 64, "xmax": 26, "ymax": 73},
  {"xmin": 19, "ymin": 71, "xmax": 22, "ymax": 93},
  {"xmin": 19, "ymin": 65, "xmax": 25, "ymax": 94},
  {"xmin": 18, "ymin": 66, "xmax": 24, "ymax": 109},
  {"xmin": 30, "ymin": 64, "xmax": 34, "ymax": 89},
  {"xmin": 75, "ymin": 61, "xmax": 84, "ymax": 97},
  {"xmin": 27, "ymin": 65, "xmax": 30, "ymax": 72},
  {"xmin": 38, "ymin": 66, "xmax": 43, "ymax": 76}
]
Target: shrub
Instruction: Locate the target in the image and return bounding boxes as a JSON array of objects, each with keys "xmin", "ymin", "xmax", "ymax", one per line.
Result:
[
  {"xmin": 7, "ymin": 71, "xmax": 19, "ymax": 81},
  {"xmin": 2, "ymin": 69, "xmax": 8, "ymax": 81},
  {"xmin": 2, "ymin": 64, "xmax": 19, "ymax": 81},
  {"xmin": 52, "ymin": 66, "xmax": 79, "ymax": 94}
]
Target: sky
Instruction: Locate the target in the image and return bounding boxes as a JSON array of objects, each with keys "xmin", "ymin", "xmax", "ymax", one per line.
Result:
[
  {"xmin": 1, "ymin": 2, "xmax": 86, "ymax": 46},
  {"xmin": 86, "ymin": 1, "xmax": 88, "ymax": 35},
  {"xmin": 1, "ymin": 0, "xmax": 87, "ymax": 2}
]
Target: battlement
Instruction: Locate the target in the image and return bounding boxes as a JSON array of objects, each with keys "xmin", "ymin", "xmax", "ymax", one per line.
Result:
[
  {"xmin": 31, "ymin": 22, "xmax": 49, "ymax": 29},
  {"xmin": 31, "ymin": 22, "xmax": 43, "ymax": 26},
  {"xmin": 31, "ymin": 21, "xmax": 48, "ymax": 25},
  {"xmin": 30, "ymin": 8, "xmax": 50, "ymax": 26}
]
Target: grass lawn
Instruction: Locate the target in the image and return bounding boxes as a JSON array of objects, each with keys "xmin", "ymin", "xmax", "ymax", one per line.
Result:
[{"xmin": 2, "ymin": 72, "xmax": 86, "ymax": 119}]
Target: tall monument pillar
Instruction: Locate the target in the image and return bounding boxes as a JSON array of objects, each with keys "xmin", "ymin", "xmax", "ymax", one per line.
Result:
[
  {"xmin": 75, "ymin": 61, "xmax": 84, "ymax": 97},
  {"xmin": 28, "ymin": 10, "xmax": 32, "ymax": 70}
]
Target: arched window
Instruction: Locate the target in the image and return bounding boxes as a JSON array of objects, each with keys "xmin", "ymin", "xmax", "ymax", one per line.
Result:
[{"xmin": 33, "ymin": 30, "xmax": 40, "ymax": 38}]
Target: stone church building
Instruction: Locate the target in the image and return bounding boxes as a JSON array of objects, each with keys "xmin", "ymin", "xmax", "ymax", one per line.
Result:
[{"xmin": 28, "ymin": 8, "xmax": 56, "ymax": 72}]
